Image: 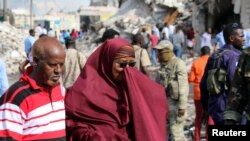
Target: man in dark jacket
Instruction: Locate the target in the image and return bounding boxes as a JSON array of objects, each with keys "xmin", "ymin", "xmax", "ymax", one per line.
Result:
[
  {"xmin": 224, "ymin": 47, "xmax": 250, "ymax": 124},
  {"xmin": 200, "ymin": 23, "xmax": 244, "ymax": 125}
]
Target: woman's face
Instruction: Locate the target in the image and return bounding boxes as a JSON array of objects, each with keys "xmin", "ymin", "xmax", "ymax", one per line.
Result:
[{"xmin": 112, "ymin": 56, "xmax": 135, "ymax": 81}]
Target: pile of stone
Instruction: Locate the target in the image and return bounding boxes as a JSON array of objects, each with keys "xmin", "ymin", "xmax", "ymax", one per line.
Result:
[
  {"xmin": 0, "ymin": 22, "xmax": 27, "ymax": 75},
  {"xmin": 84, "ymin": 0, "xmax": 191, "ymax": 48}
]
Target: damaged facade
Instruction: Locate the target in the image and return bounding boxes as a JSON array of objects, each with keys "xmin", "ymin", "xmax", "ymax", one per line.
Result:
[
  {"xmin": 88, "ymin": 0, "xmax": 192, "ymax": 42},
  {"xmin": 90, "ymin": 0, "xmax": 191, "ymax": 24},
  {"xmin": 193, "ymin": 0, "xmax": 250, "ymax": 35}
]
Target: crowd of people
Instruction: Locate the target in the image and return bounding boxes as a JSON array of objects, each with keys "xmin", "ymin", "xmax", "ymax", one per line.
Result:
[{"xmin": 0, "ymin": 21, "xmax": 250, "ymax": 141}]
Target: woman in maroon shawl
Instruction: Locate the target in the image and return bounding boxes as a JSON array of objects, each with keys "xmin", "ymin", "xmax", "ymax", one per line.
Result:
[{"xmin": 65, "ymin": 38, "xmax": 168, "ymax": 141}]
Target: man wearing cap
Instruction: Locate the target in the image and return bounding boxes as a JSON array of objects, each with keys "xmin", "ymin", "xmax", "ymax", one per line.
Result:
[{"xmin": 156, "ymin": 40, "xmax": 189, "ymax": 141}]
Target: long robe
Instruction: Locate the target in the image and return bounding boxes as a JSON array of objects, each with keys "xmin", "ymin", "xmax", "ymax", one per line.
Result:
[{"xmin": 65, "ymin": 38, "xmax": 168, "ymax": 141}]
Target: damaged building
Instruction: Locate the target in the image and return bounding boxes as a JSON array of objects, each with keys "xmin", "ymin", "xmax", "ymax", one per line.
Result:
[
  {"xmin": 87, "ymin": 0, "xmax": 192, "ymax": 43},
  {"xmin": 90, "ymin": 0, "xmax": 250, "ymax": 37},
  {"xmin": 192, "ymin": 0, "xmax": 250, "ymax": 35}
]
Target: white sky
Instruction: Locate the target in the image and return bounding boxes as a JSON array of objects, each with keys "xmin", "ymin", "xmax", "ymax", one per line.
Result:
[{"xmin": 2, "ymin": 0, "xmax": 90, "ymax": 15}]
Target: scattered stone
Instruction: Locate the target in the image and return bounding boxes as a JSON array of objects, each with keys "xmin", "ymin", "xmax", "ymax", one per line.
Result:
[{"xmin": 0, "ymin": 22, "xmax": 27, "ymax": 75}]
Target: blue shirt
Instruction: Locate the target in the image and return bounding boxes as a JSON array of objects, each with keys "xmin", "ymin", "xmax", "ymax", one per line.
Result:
[
  {"xmin": 63, "ymin": 31, "xmax": 70, "ymax": 39},
  {"xmin": 200, "ymin": 44, "xmax": 242, "ymax": 123},
  {"xmin": 152, "ymin": 26, "xmax": 161, "ymax": 39},
  {"xmin": 216, "ymin": 31, "xmax": 225, "ymax": 49},
  {"xmin": 0, "ymin": 59, "xmax": 8, "ymax": 97},
  {"xmin": 24, "ymin": 35, "xmax": 36, "ymax": 57},
  {"xmin": 244, "ymin": 30, "xmax": 250, "ymax": 48}
]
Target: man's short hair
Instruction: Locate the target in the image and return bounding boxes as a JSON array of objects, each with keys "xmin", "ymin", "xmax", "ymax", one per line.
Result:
[
  {"xmin": 132, "ymin": 33, "xmax": 143, "ymax": 45},
  {"xmin": 29, "ymin": 29, "xmax": 35, "ymax": 35},
  {"xmin": 200, "ymin": 46, "xmax": 210, "ymax": 55},
  {"xmin": 65, "ymin": 37, "xmax": 76, "ymax": 48},
  {"xmin": 223, "ymin": 22, "xmax": 242, "ymax": 43},
  {"xmin": 101, "ymin": 28, "xmax": 120, "ymax": 42},
  {"xmin": 141, "ymin": 28, "xmax": 146, "ymax": 32},
  {"xmin": 39, "ymin": 34, "xmax": 47, "ymax": 38}
]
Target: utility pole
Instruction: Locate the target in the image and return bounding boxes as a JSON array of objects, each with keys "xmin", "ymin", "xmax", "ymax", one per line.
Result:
[
  {"xmin": 30, "ymin": 0, "xmax": 33, "ymax": 28},
  {"xmin": 3, "ymin": 0, "xmax": 7, "ymax": 21}
]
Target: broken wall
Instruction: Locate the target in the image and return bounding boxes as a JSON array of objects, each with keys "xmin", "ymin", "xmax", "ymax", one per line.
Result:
[
  {"xmin": 103, "ymin": 0, "xmax": 190, "ymax": 32},
  {"xmin": 86, "ymin": 0, "xmax": 191, "ymax": 46},
  {"xmin": 90, "ymin": 0, "xmax": 119, "ymax": 7},
  {"xmin": 240, "ymin": 0, "xmax": 250, "ymax": 29}
]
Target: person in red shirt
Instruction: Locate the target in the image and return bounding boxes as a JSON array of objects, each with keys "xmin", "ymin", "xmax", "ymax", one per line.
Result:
[
  {"xmin": 186, "ymin": 27, "xmax": 195, "ymax": 57},
  {"xmin": 70, "ymin": 28, "xmax": 78, "ymax": 39},
  {"xmin": 148, "ymin": 31, "xmax": 159, "ymax": 65},
  {"xmin": 0, "ymin": 37, "xmax": 66, "ymax": 140}
]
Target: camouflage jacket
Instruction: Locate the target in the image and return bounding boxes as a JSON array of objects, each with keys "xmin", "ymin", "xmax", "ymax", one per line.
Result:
[
  {"xmin": 157, "ymin": 56, "xmax": 189, "ymax": 109},
  {"xmin": 224, "ymin": 47, "xmax": 250, "ymax": 123}
]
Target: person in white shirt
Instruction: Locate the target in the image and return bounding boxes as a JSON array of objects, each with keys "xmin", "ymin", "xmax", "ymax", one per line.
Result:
[
  {"xmin": 42, "ymin": 26, "xmax": 47, "ymax": 35},
  {"xmin": 35, "ymin": 24, "xmax": 43, "ymax": 37},
  {"xmin": 168, "ymin": 24, "xmax": 176, "ymax": 38},
  {"xmin": 162, "ymin": 23, "xmax": 169, "ymax": 40},
  {"xmin": 201, "ymin": 27, "xmax": 212, "ymax": 48},
  {"xmin": 153, "ymin": 23, "xmax": 161, "ymax": 39},
  {"xmin": 48, "ymin": 28, "xmax": 55, "ymax": 37}
]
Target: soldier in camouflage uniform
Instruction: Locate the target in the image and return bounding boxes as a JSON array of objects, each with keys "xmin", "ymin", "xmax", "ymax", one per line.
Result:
[
  {"xmin": 224, "ymin": 47, "xmax": 250, "ymax": 124},
  {"xmin": 156, "ymin": 40, "xmax": 189, "ymax": 141}
]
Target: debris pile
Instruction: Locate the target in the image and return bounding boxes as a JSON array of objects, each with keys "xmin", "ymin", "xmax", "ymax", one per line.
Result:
[
  {"xmin": 85, "ymin": 0, "xmax": 192, "ymax": 45},
  {"xmin": 0, "ymin": 22, "xmax": 27, "ymax": 75}
]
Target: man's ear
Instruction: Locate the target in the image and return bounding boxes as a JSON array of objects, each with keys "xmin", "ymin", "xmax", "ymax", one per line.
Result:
[
  {"xmin": 33, "ymin": 56, "xmax": 39, "ymax": 65},
  {"xmin": 229, "ymin": 35, "xmax": 234, "ymax": 42}
]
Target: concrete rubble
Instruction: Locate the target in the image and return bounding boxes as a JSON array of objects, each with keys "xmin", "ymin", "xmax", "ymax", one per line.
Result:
[
  {"xmin": 78, "ymin": 0, "xmax": 192, "ymax": 62},
  {"xmin": 87, "ymin": 0, "xmax": 192, "ymax": 43},
  {"xmin": 0, "ymin": 22, "xmax": 27, "ymax": 75}
]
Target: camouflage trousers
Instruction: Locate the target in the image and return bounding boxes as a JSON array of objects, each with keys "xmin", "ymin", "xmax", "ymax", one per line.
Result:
[{"xmin": 167, "ymin": 98, "xmax": 187, "ymax": 141}]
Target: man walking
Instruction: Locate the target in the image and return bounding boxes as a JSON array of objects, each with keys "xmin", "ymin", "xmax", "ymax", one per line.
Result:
[
  {"xmin": 0, "ymin": 37, "xmax": 66, "ymax": 140},
  {"xmin": 156, "ymin": 40, "xmax": 189, "ymax": 141},
  {"xmin": 200, "ymin": 23, "xmax": 244, "ymax": 125},
  {"xmin": 19, "ymin": 29, "xmax": 36, "ymax": 73},
  {"xmin": 132, "ymin": 33, "xmax": 151, "ymax": 76},
  {"xmin": 189, "ymin": 46, "xmax": 211, "ymax": 141}
]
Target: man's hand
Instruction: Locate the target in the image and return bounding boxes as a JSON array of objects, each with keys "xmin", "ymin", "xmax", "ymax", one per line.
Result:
[{"xmin": 178, "ymin": 109, "xmax": 185, "ymax": 117}]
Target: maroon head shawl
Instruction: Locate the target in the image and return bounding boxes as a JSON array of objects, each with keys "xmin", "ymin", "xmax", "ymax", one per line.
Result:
[{"xmin": 65, "ymin": 38, "xmax": 168, "ymax": 141}]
